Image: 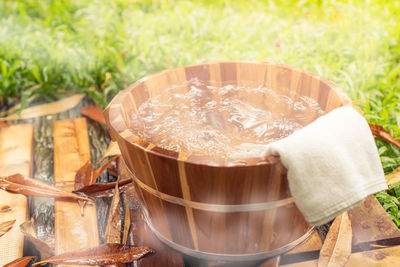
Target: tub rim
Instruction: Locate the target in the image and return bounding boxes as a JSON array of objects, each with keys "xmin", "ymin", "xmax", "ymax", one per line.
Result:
[{"xmin": 104, "ymin": 60, "xmax": 352, "ymax": 168}]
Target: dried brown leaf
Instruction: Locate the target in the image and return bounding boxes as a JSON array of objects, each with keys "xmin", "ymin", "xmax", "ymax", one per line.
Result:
[
  {"xmin": 98, "ymin": 141, "xmax": 121, "ymax": 164},
  {"xmin": 0, "ymin": 204, "xmax": 12, "ymax": 213},
  {"xmin": 369, "ymin": 123, "xmax": 400, "ymax": 149},
  {"xmin": 0, "ymin": 121, "xmax": 12, "ymax": 128},
  {"xmin": 74, "ymin": 157, "xmax": 119, "ymax": 214},
  {"xmin": 105, "ymin": 182, "xmax": 121, "ymax": 244},
  {"xmin": 20, "ymin": 219, "xmax": 54, "ymax": 259},
  {"xmin": 74, "ymin": 156, "xmax": 119, "ymax": 192},
  {"xmin": 107, "ymin": 158, "xmax": 119, "ymax": 177},
  {"xmin": 92, "ymin": 155, "xmax": 119, "ymax": 185},
  {"xmin": 32, "ymin": 243, "xmax": 153, "ymax": 266},
  {"xmin": 369, "ymin": 244, "xmax": 390, "ymax": 248},
  {"xmin": 385, "ymin": 166, "xmax": 400, "ymax": 186},
  {"xmin": 73, "ymin": 178, "xmax": 132, "ymax": 198},
  {"xmin": 318, "ymin": 212, "xmax": 352, "ymax": 267},
  {"xmin": 0, "ymin": 173, "xmax": 91, "ymax": 202},
  {"xmin": 104, "ymin": 178, "xmax": 131, "ymax": 247},
  {"xmin": 121, "ymin": 193, "xmax": 131, "ymax": 245},
  {"xmin": 43, "ymin": 234, "xmax": 55, "ymax": 254},
  {"xmin": 102, "ymin": 72, "xmax": 112, "ymax": 90},
  {"xmin": 90, "ymin": 183, "xmax": 133, "ymax": 198},
  {"xmin": 0, "ymin": 105, "xmax": 19, "ymax": 117},
  {"xmin": 74, "ymin": 161, "xmax": 94, "ymax": 191},
  {"xmin": 81, "ymin": 105, "xmax": 106, "ymax": 124},
  {"xmin": 0, "ymin": 93, "xmax": 37, "ymax": 117},
  {"xmin": 0, "ymin": 219, "xmax": 16, "ymax": 237},
  {"xmin": 20, "ymin": 218, "xmax": 36, "ymax": 237},
  {"xmin": 3, "ymin": 256, "xmax": 37, "ymax": 267},
  {"xmin": 0, "ymin": 94, "xmax": 84, "ymax": 121}
]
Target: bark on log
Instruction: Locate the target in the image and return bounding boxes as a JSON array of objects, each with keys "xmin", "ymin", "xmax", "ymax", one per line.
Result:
[{"xmin": 4, "ymin": 98, "xmax": 111, "ymax": 246}]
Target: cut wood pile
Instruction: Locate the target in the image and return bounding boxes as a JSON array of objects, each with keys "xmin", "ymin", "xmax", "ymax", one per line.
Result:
[{"xmin": 1, "ymin": 96, "xmax": 400, "ymax": 267}]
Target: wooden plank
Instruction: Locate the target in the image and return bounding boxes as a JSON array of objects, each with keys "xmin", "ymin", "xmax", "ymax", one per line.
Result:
[
  {"xmin": 54, "ymin": 118, "xmax": 99, "ymax": 267},
  {"xmin": 283, "ymin": 244, "xmax": 400, "ymax": 266},
  {"xmin": 348, "ymin": 195, "xmax": 400, "ymax": 247},
  {"xmin": 0, "ymin": 124, "xmax": 33, "ymax": 266},
  {"xmin": 281, "ymin": 196, "xmax": 400, "ymax": 266},
  {"xmin": 287, "ymin": 231, "xmax": 322, "ymax": 254},
  {"xmin": 345, "ymin": 245, "xmax": 400, "ymax": 266},
  {"xmin": 278, "ymin": 231, "xmax": 322, "ymax": 266}
]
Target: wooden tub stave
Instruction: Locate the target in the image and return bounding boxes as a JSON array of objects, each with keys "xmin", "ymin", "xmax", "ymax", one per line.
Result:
[
  {"xmin": 104, "ymin": 61, "xmax": 352, "ymax": 261},
  {"xmin": 129, "ymin": 168, "xmax": 312, "ymax": 258}
]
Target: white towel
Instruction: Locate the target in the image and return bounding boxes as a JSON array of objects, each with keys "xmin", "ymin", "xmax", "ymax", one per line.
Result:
[{"xmin": 264, "ymin": 106, "xmax": 388, "ymax": 226}]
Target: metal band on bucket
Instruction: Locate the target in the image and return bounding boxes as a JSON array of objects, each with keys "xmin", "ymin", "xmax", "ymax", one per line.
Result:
[{"xmin": 125, "ymin": 162, "xmax": 294, "ymax": 213}]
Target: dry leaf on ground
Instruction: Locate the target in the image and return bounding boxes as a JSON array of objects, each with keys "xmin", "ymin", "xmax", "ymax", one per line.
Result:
[
  {"xmin": 369, "ymin": 123, "xmax": 400, "ymax": 149},
  {"xmin": 0, "ymin": 105, "xmax": 20, "ymax": 118},
  {"xmin": 3, "ymin": 256, "xmax": 37, "ymax": 267},
  {"xmin": 370, "ymin": 123, "xmax": 400, "ymax": 186},
  {"xmin": 0, "ymin": 93, "xmax": 37, "ymax": 117},
  {"xmin": 73, "ymin": 178, "xmax": 132, "ymax": 198},
  {"xmin": 0, "ymin": 174, "xmax": 91, "ymax": 202},
  {"xmin": 103, "ymin": 176, "xmax": 131, "ymax": 245},
  {"xmin": 105, "ymin": 181, "xmax": 122, "ymax": 244},
  {"xmin": 107, "ymin": 157, "xmax": 119, "ymax": 177},
  {"xmin": 0, "ymin": 121, "xmax": 12, "ymax": 128},
  {"xmin": 385, "ymin": 166, "xmax": 400, "ymax": 186},
  {"xmin": 86, "ymin": 183, "xmax": 132, "ymax": 198},
  {"xmin": 81, "ymin": 105, "xmax": 106, "ymax": 124},
  {"xmin": 318, "ymin": 212, "xmax": 352, "ymax": 267},
  {"xmin": 0, "ymin": 219, "xmax": 16, "ymax": 237},
  {"xmin": 32, "ymin": 243, "xmax": 153, "ymax": 266},
  {"xmin": 20, "ymin": 218, "xmax": 54, "ymax": 259},
  {"xmin": 121, "ymin": 193, "xmax": 131, "ymax": 245},
  {"xmin": 0, "ymin": 205, "xmax": 11, "ymax": 213},
  {"xmin": 75, "ymin": 156, "xmax": 119, "ymax": 190},
  {"xmin": 74, "ymin": 161, "xmax": 94, "ymax": 191},
  {"xmin": 92, "ymin": 156, "xmax": 119, "ymax": 184},
  {"xmin": 98, "ymin": 141, "xmax": 121, "ymax": 164},
  {"xmin": 0, "ymin": 94, "xmax": 84, "ymax": 121}
]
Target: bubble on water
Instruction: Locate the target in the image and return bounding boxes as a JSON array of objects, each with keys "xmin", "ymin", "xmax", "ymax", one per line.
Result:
[{"xmin": 130, "ymin": 78, "xmax": 324, "ymax": 164}]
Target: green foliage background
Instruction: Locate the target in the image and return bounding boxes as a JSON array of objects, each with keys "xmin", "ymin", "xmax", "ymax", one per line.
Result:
[{"xmin": 1, "ymin": 0, "xmax": 400, "ymax": 224}]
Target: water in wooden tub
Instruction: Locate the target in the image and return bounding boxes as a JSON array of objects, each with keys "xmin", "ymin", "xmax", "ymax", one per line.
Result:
[{"xmin": 130, "ymin": 78, "xmax": 323, "ymax": 165}]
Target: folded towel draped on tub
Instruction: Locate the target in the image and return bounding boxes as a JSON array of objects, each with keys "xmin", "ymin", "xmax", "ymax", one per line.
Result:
[{"xmin": 264, "ymin": 106, "xmax": 388, "ymax": 226}]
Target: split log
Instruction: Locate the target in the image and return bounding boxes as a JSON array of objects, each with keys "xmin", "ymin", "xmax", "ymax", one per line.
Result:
[
  {"xmin": 282, "ymin": 196, "xmax": 400, "ymax": 266},
  {"xmin": 53, "ymin": 118, "xmax": 99, "ymax": 267},
  {"xmin": 0, "ymin": 124, "xmax": 33, "ymax": 265},
  {"xmin": 348, "ymin": 195, "xmax": 400, "ymax": 249}
]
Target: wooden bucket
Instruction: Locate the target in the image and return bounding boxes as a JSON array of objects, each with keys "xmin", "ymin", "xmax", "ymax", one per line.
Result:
[{"xmin": 104, "ymin": 61, "xmax": 351, "ymax": 261}]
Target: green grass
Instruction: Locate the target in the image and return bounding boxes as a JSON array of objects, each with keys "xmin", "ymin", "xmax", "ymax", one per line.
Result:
[{"xmin": 1, "ymin": 0, "xmax": 400, "ymax": 225}]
